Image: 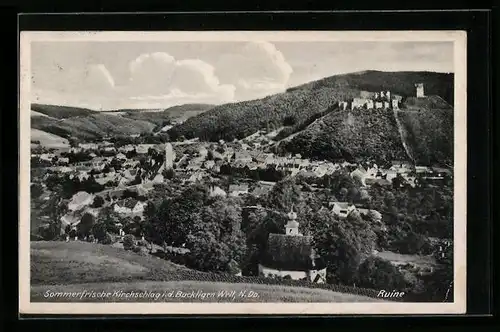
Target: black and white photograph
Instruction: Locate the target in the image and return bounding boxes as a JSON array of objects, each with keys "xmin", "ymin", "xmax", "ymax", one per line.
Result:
[{"xmin": 19, "ymin": 31, "xmax": 467, "ymax": 315}]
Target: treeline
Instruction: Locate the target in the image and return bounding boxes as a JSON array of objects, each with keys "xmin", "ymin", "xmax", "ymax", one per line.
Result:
[
  {"xmin": 289, "ymin": 71, "xmax": 454, "ymax": 106},
  {"xmin": 167, "ymin": 86, "xmax": 357, "ymax": 142}
]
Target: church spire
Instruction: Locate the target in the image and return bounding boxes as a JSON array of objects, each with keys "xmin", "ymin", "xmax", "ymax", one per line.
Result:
[{"xmin": 285, "ymin": 204, "xmax": 300, "ymax": 236}]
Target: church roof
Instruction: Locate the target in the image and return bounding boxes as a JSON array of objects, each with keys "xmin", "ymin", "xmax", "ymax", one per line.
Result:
[{"xmin": 261, "ymin": 234, "xmax": 326, "ymax": 271}]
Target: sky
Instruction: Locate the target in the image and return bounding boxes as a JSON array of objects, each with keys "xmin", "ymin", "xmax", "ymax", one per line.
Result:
[{"xmin": 30, "ymin": 41, "xmax": 454, "ymax": 110}]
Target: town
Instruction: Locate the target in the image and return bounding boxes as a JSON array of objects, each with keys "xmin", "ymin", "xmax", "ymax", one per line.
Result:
[{"xmin": 30, "ymin": 82, "xmax": 454, "ymax": 302}]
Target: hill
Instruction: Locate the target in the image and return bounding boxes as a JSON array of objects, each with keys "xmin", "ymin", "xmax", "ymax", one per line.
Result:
[
  {"xmin": 168, "ymin": 71, "xmax": 454, "ymax": 144},
  {"xmin": 31, "ymin": 110, "xmax": 156, "ymax": 140},
  {"xmin": 278, "ymin": 108, "xmax": 409, "ymax": 162},
  {"xmin": 31, "ymin": 241, "xmax": 386, "ymax": 303},
  {"xmin": 30, "ymin": 129, "xmax": 70, "ymax": 148},
  {"xmin": 289, "ymin": 70, "xmax": 454, "ymax": 106},
  {"xmin": 396, "ymin": 109, "xmax": 453, "ymax": 166},
  {"xmin": 168, "ymin": 87, "xmax": 360, "ymax": 141},
  {"xmin": 31, "ymin": 103, "xmax": 97, "ymax": 119},
  {"xmin": 30, "ymin": 103, "xmax": 214, "ymax": 140}
]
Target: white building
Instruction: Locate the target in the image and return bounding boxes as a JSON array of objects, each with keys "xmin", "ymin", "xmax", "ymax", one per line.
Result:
[{"xmin": 330, "ymin": 202, "xmax": 357, "ymax": 219}]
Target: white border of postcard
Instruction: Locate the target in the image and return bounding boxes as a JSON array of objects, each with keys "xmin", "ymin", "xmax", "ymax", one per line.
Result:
[{"xmin": 19, "ymin": 30, "xmax": 467, "ymax": 315}]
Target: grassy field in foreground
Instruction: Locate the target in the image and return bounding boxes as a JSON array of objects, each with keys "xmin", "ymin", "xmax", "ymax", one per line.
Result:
[
  {"xmin": 31, "ymin": 241, "xmax": 191, "ymax": 285},
  {"xmin": 31, "ymin": 241, "xmax": 386, "ymax": 303},
  {"xmin": 31, "ymin": 281, "xmax": 384, "ymax": 303}
]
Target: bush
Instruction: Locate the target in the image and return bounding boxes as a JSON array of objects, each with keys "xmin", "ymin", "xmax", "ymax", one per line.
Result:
[
  {"xmin": 92, "ymin": 196, "xmax": 105, "ymax": 208},
  {"xmin": 132, "ymin": 245, "xmax": 142, "ymax": 253},
  {"xmin": 101, "ymin": 232, "xmax": 113, "ymax": 245},
  {"xmin": 355, "ymin": 256, "xmax": 407, "ymax": 290},
  {"xmin": 123, "ymin": 234, "xmax": 136, "ymax": 250}
]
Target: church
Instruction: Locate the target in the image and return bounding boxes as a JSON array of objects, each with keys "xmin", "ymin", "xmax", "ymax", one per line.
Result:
[{"xmin": 258, "ymin": 208, "xmax": 327, "ymax": 283}]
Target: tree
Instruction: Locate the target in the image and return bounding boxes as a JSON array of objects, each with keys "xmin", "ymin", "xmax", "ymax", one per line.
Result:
[
  {"xmin": 31, "ymin": 183, "xmax": 44, "ymax": 199},
  {"xmin": 311, "ymin": 209, "xmax": 365, "ymax": 285},
  {"xmin": 77, "ymin": 213, "xmax": 95, "ymax": 238},
  {"xmin": 162, "ymin": 168, "xmax": 175, "ymax": 179},
  {"xmin": 185, "ymin": 198, "xmax": 246, "ymax": 273},
  {"xmin": 356, "ymin": 256, "xmax": 407, "ymax": 290},
  {"xmin": 92, "ymin": 222, "xmax": 108, "ymax": 243},
  {"xmin": 40, "ymin": 197, "xmax": 68, "ymax": 240},
  {"xmin": 92, "ymin": 195, "xmax": 105, "ymax": 208},
  {"xmin": 266, "ymin": 177, "xmax": 302, "ymax": 212},
  {"xmin": 123, "ymin": 234, "xmax": 136, "ymax": 250}
]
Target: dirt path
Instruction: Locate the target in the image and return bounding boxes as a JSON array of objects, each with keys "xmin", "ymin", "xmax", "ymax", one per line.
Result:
[{"xmin": 392, "ymin": 109, "xmax": 415, "ymax": 163}]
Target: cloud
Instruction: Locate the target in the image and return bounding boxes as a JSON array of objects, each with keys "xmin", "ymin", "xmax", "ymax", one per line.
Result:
[
  {"xmin": 215, "ymin": 41, "xmax": 293, "ymax": 100},
  {"xmin": 31, "ymin": 62, "xmax": 118, "ymax": 109},
  {"xmin": 126, "ymin": 52, "xmax": 235, "ymax": 104}
]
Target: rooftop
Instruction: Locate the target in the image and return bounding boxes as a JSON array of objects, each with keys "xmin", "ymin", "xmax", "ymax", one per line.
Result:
[{"xmin": 261, "ymin": 234, "xmax": 326, "ymax": 271}]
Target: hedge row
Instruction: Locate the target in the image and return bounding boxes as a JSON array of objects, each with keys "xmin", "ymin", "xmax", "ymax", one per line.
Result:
[{"xmin": 155, "ymin": 270, "xmax": 403, "ymax": 301}]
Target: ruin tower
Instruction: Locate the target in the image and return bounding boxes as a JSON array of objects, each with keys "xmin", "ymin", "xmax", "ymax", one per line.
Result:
[
  {"xmin": 165, "ymin": 142, "xmax": 174, "ymax": 170},
  {"xmin": 415, "ymin": 83, "xmax": 425, "ymax": 98}
]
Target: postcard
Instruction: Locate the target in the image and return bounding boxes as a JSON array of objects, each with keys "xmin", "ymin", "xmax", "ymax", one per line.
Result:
[{"xmin": 19, "ymin": 30, "xmax": 467, "ymax": 315}]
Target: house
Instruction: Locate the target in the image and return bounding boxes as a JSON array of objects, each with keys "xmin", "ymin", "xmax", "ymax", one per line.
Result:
[
  {"xmin": 122, "ymin": 169, "xmax": 139, "ymax": 180},
  {"xmin": 116, "ymin": 153, "xmax": 127, "ymax": 160},
  {"xmin": 383, "ymin": 101, "xmax": 390, "ymax": 109},
  {"xmin": 357, "ymin": 208, "xmax": 383, "ymax": 223},
  {"xmin": 57, "ymin": 157, "xmax": 70, "ymax": 165},
  {"xmin": 415, "ymin": 165, "xmax": 432, "ymax": 174},
  {"xmin": 119, "ymin": 145, "xmax": 135, "ymax": 153},
  {"xmin": 187, "ymin": 172, "xmax": 204, "ymax": 183},
  {"xmin": 114, "ymin": 198, "xmax": 138, "ymax": 214},
  {"xmin": 350, "ymin": 167, "xmax": 367, "ymax": 186},
  {"xmin": 39, "ymin": 153, "xmax": 55, "ymax": 162},
  {"xmin": 203, "ymin": 160, "xmax": 215, "ymax": 170},
  {"xmin": 149, "ymin": 173, "xmax": 163, "ymax": 184},
  {"xmin": 329, "ymin": 202, "xmax": 357, "ymax": 219},
  {"xmin": 365, "ymin": 177, "xmax": 392, "ymax": 187},
  {"xmin": 209, "ymin": 185, "xmax": 227, "ymax": 198},
  {"xmin": 234, "ymin": 150, "xmax": 252, "ymax": 163},
  {"xmin": 375, "ymin": 101, "xmax": 383, "ymax": 109},
  {"xmin": 390, "ymin": 161, "xmax": 413, "ymax": 173},
  {"xmin": 229, "ymin": 184, "xmax": 249, "ymax": 197},
  {"xmin": 250, "ymin": 185, "xmax": 272, "ymax": 197},
  {"xmin": 136, "ymin": 144, "xmax": 156, "ymax": 154},
  {"xmin": 68, "ymin": 191, "xmax": 95, "ymax": 211},
  {"xmin": 258, "ymin": 209, "xmax": 327, "ymax": 283},
  {"xmin": 79, "ymin": 143, "xmax": 98, "ymax": 150},
  {"xmin": 339, "ymin": 101, "xmax": 348, "ymax": 110}
]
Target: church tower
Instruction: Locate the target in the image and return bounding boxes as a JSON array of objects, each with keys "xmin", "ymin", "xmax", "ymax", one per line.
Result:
[
  {"xmin": 165, "ymin": 143, "xmax": 174, "ymax": 170},
  {"xmin": 285, "ymin": 206, "xmax": 300, "ymax": 236}
]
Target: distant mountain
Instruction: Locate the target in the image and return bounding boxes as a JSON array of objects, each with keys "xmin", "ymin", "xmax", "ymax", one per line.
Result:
[
  {"xmin": 31, "ymin": 103, "xmax": 97, "ymax": 119},
  {"xmin": 168, "ymin": 71, "xmax": 453, "ymax": 143},
  {"xmin": 30, "ymin": 103, "xmax": 214, "ymax": 140},
  {"xmin": 31, "ymin": 108, "xmax": 156, "ymax": 140},
  {"xmin": 288, "ymin": 70, "xmax": 454, "ymax": 106}
]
